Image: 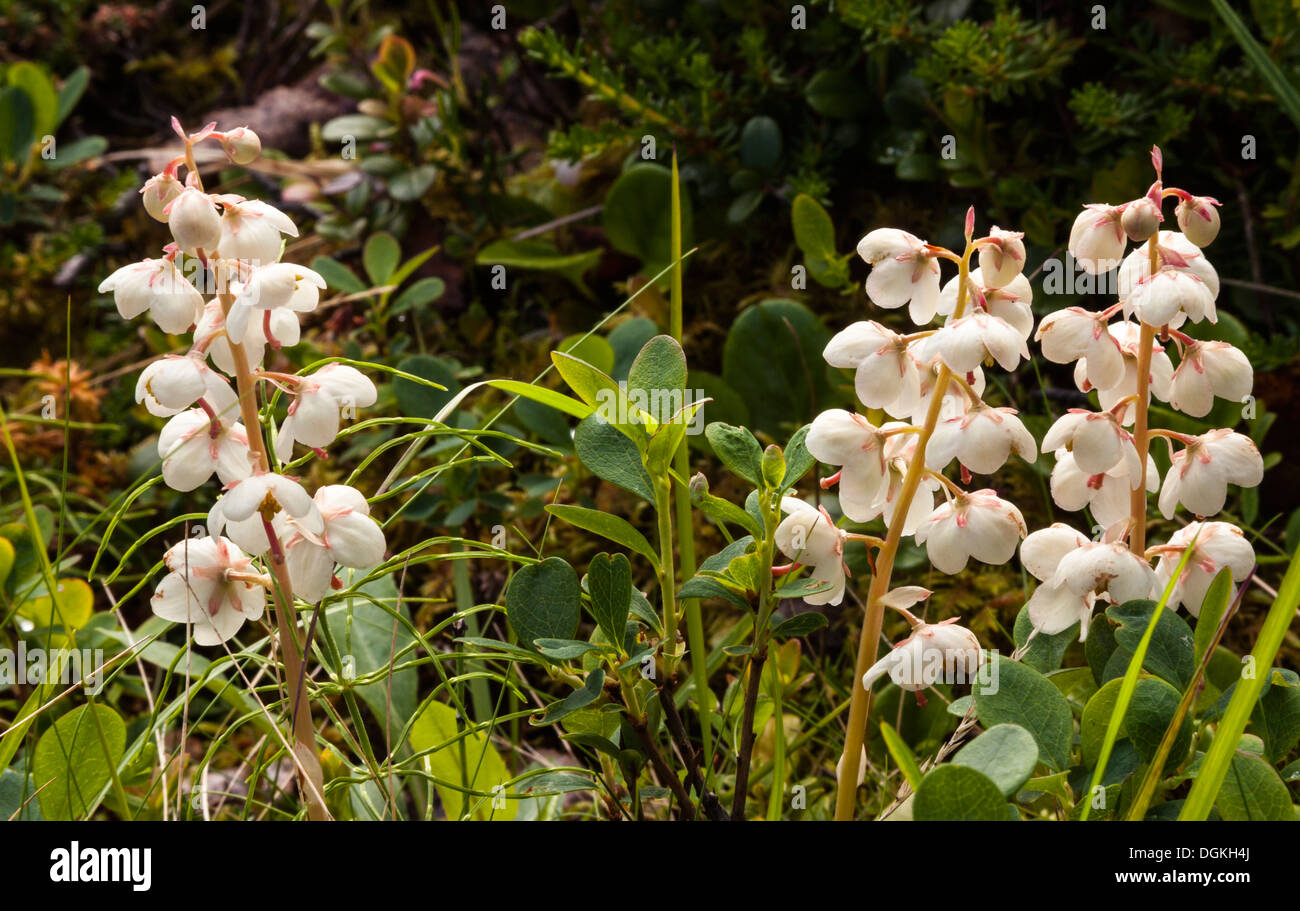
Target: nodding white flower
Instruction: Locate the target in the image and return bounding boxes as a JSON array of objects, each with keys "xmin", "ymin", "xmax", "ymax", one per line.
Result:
[
  {"xmin": 1068, "ymin": 204, "xmax": 1126, "ymax": 274},
  {"xmin": 1175, "ymin": 195, "xmax": 1221, "ymax": 248},
  {"xmin": 856, "ymin": 228, "xmax": 942, "ymax": 324},
  {"xmin": 914, "ymin": 489, "xmax": 1026, "ymax": 575},
  {"xmin": 938, "ymin": 268, "xmax": 1034, "ymax": 338},
  {"xmin": 822, "ymin": 321, "xmax": 922, "ymax": 418},
  {"xmin": 1127, "ymin": 267, "xmax": 1217, "ymax": 328},
  {"xmin": 275, "ymin": 364, "xmax": 378, "ymax": 460},
  {"xmin": 225, "ymin": 263, "xmax": 326, "ymax": 341},
  {"xmin": 930, "ymin": 311, "xmax": 1029, "ymax": 373},
  {"xmin": 862, "ymin": 615, "xmax": 983, "ymax": 692},
  {"xmin": 219, "ymin": 126, "xmax": 261, "ymax": 164},
  {"xmin": 98, "ymin": 257, "xmax": 204, "ymax": 334},
  {"xmin": 167, "ymin": 186, "xmax": 222, "ymax": 253},
  {"xmin": 152, "ymin": 535, "xmax": 265, "ymax": 646},
  {"xmin": 216, "ymin": 198, "xmax": 298, "ymax": 266},
  {"xmin": 1021, "ymin": 527, "xmax": 1157, "ymax": 640},
  {"xmin": 1168, "ymin": 340, "xmax": 1252, "ymax": 418},
  {"xmin": 1117, "ymin": 231, "xmax": 1219, "ymax": 303},
  {"xmin": 1072, "ymin": 321, "xmax": 1173, "ymax": 421},
  {"xmin": 283, "ymin": 485, "xmax": 388, "ymax": 602},
  {"xmin": 1041, "ymin": 409, "xmax": 1138, "ymax": 476},
  {"xmin": 194, "ymin": 298, "xmax": 301, "ymax": 375},
  {"xmin": 1158, "ymin": 429, "xmax": 1264, "ymax": 519},
  {"xmin": 157, "ymin": 410, "xmax": 253, "ymax": 491},
  {"xmin": 1035, "ymin": 307, "xmax": 1124, "ymax": 392},
  {"xmin": 925, "ymin": 402, "xmax": 1036, "ymax": 475},
  {"xmin": 977, "ymin": 226, "xmax": 1026, "ymax": 289},
  {"xmin": 774, "ymin": 498, "xmax": 850, "ymax": 606},
  {"xmin": 805, "ymin": 409, "xmax": 888, "ymax": 522},
  {"xmin": 140, "ymin": 172, "xmax": 183, "ymax": 222},
  {"xmin": 873, "ymin": 422, "xmax": 941, "ymax": 535},
  {"xmin": 910, "ymin": 361, "xmax": 985, "ymax": 425},
  {"xmin": 1149, "ymin": 521, "xmax": 1254, "ymax": 617},
  {"xmin": 1049, "ymin": 448, "xmax": 1157, "ymax": 528},
  {"xmin": 135, "ymin": 354, "xmax": 237, "ymax": 418},
  {"xmin": 207, "ymin": 499, "xmax": 287, "ymax": 557},
  {"xmin": 218, "ymin": 472, "xmax": 324, "ymax": 537}
]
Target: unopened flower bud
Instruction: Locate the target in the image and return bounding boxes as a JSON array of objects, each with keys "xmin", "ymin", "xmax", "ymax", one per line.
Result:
[
  {"xmin": 1121, "ymin": 197, "xmax": 1161, "ymax": 242},
  {"xmin": 141, "ymin": 172, "xmax": 183, "ymax": 222},
  {"xmin": 220, "ymin": 127, "xmax": 262, "ymax": 164},
  {"xmin": 689, "ymin": 472, "xmax": 709, "ymax": 503},
  {"xmin": 168, "ymin": 187, "xmax": 221, "ymax": 253},
  {"xmin": 761, "ymin": 444, "xmax": 785, "ymax": 489},
  {"xmin": 1175, "ymin": 195, "xmax": 1221, "ymax": 247}
]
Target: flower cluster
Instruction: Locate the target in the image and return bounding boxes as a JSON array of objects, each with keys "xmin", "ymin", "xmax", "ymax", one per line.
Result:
[
  {"xmin": 1025, "ymin": 146, "xmax": 1260, "ymax": 640},
  {"xmin": 101, "ymin": 118, "xmax": 387, "ymax": 646},
  {"xmin": 777, "ymin": 208, "xmax": 1035, "ymax": 688}
]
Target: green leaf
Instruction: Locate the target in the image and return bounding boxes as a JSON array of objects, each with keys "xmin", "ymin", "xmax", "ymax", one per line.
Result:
[
  {"xmin": 739, "ymin": 115, "xmax": 782, "ymax": 173},
  {"xmin": 791, "ymin": 193, "xmax": 836, "ymax": 258},
  {"xmin": 55, "ymin": 66, "xmax": 89, "ymax": 125},
  {"xmin": 389, "ymin": 165, "xmax": 437, "ymax": 202},
  {"xmin": 363, "ymin": 232, "xmax": 401, "ymax": 285},
  {"xmin": 33, "ymin": 704, "xmax": 126, "ymax": 820},
  {"xmin": 1193, "ymin": 567, "xmax": 1234, "ymax": 665},
  {"xmin": 321, "ymin": 114, "xmax": 392, "ymax": 142},
  {"xmin": 1213, "ymin": 751, "xmax": 1294, "ymax": 821},
  {"xmin": 769, "ymin": 610, "xmax": 828, "ymax": 639},
  {"xmin": 879, "ymin": 722, "xmax": 924, "ymax": 791},
  {"xmin": 574, "ymin": 414, "xmax": 654, "ymax": 501},
  {"xmin": 913, "ymin": 764, "xmax": 1009, "ymax": 821},
  {"xmin": 587, "ymin": 552, "xmax": 632, "ymax": 648},
  {"xmin": 0, "ymin": 768, "xmax": 41, "ymax": 820},
  {"xmin": 609, "ymin": 318, "xmax": 660, "ymax": 381},
  {"xmin": 8, "ymin": 63, "xmax": 58, "ymax": 141},
  {"xmin": 1013, "ymin": 604, "xmax": 1077, "ymax": 673},
  {"xmin": 1253, "ymin": 668, "xmax": 1300, "ymax": 763},
  {"xmin": 627, "ymin": 335, "xmax": 687, "ymax": 403},
  {"xmin": 558, "ymin": 334, "xmax": 616, "ymax": 377},
  {"xmin": 533, "ymin": 639, "xmax": 603, "ymax": 661},
  {"xmin": 477, "ymin": 238, "xmax": 601, "ymax": 294},
  {"xmin": 602, "ymin": 164, "xmax": 693, "ymax": 281},
  {"xmin": 389, "ymin": 277, "xmax": 446, "ymax": 315},
  {"xmin": 779, "ymin": 425, "xmax": 815, "ymax": 492},
  {"xmin": 973, "ymin": 654, "xmax": 1073, "ymax": 771},
  {"xmin": 393, "ymin": 354, "xmax": 457, "ymax": 419},
  {"xmin": 532, "ymin": 670, "xmax": 606, "ymax": 725},
  {"xmin": 705, "ymin": 422, "xmax": 764, "ymax": 486},
  {"xmin": 0, "ymin": 86, "xmax": 35, "ymax": 164},
  {"xmin": 505, "ymin": 557, "xmax": 581, "ymax": 649},
  {"xmin": 310, "ymin": 255, "xmax": 366, "ymax": 295},
  {"xmin": 43, "ymin": 135, "xmax": 106, "ymax": 170},
  {"xmin": 722, "ymin": 299, "xmax": 834, "ymax": 436},
  {"xmin": 951, "ymin": 724, "xmax": 1039, "ymax": 797},
  {"xmin": 805, "ymin": 68, "xmax": 869, "ymax": 118},
  {"xmin": 1081, "ymin": 676, "xmax": 1191, "ymax": 770},
  {"xmin": 1106, "ymin": 600, "xmax": 1195, "ymax": 691},
  {"xmin": 551, "ymin": 351, "xmax": 621, "ymax": 410},
  {"xmin": 546, "ymin": 505, "xmax": 659, "ymax": 570},
  {"xmin": 409, "ymin": 700, "xmax": 515, "ymax": 820}
]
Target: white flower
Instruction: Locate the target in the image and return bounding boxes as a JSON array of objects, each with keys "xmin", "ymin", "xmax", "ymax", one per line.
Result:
[
  {"xmin": 1041, "ymin": 409, "xmax": 1138, "ymax": 475},
  {"xmin": 1072, "ymin": 321, "xmax": 1173, "ymax": 422},
  {"xmin": 862, "ymin": 616, "xmax": 983, "ymax": 693},
  {"xmin": 939, "ymin": 268, "xmax": 1034, "ymax": 338},
  {"xmin": 225, "ymin": 263, "xmax": 326, "ymax": 340},
  {"xmin": 1049, "ymin": 448, "xmax": 1157, "ymax": 528},
  {"xmin": 167, "ymin": 186, "xmax": 222, "ymax": 253},
  {"xmin": 774, "ymin": 498, "xmax": 849, "ymax": 606},
  {"xmin": 1021, "ymin": 528, "xmax": 1157, "ymax": 640},
  {"xmin": 1158, "ymin": 429, "xmax": 1264, "ymax": 519},
  {"xmin": 1117, "ymin": 232, "xmax": 1219, "ymax": 304},
  {"xmin": 1175, "ymin": 195, "xmax": 1221, "ymax": 247},
  {"xmin": 805, "ymin": 409, "xmax": 888, "ymax": 522},
  {"xmin": 1068, "ymin": 204, "xmax": 1126, "ymax": 274},
  {"xmin": 283, "ymin": 485, "xmax": 388, "ymax": 602},
  {"xmin": 218, "ymin": 473, "xmax": 324, "ymax": 537},
  {"xmin": 151, "ymin": 535, "xmax": 265, "ymax": 646},
  {"xmin": 194, "ymin": 299, "xmax": 301, "ymax": 375},
  {"xmin": 822, "ymin": 321, "xmax": 922, "ymax": 418},
  {"xmin": 909, "ymin": 361, "xmax": 985, "ymax": 425},
  {"xmin": 1149, "ymin": 521, "xmax": 1254, "ymax": 617},
  {"xmin": 914, "ymin": 489, "xmax": 1026, "ymax": 574},
  {"xmin": 134, "ymin": 354, "xmax": 236, "ymax": 418},
  {"xmin": 1126, "ymin": 267, "xmax": 1216, "ymax": 328},
  {"xmin": 1168, "ymin": 340, "xmax": 1252, "ymax": 418},
  {"xmin": 977, "ymin": 226, "xmax": 1026, "ymax": 289},
  {"xmin": 206, "ymin": 500, "xmax": 287, "ymax": 558},
  {"xmin": 873, "ymin": 422, "xmax": 941, "ymax": 535},
  {"xmin": 275, "ymin": 364, "xmax": 378, "ymax": 460},
  {"xmin": 216, "ymin": 198, "xmax": 298, "ymax": 266},
  {"xmin": 925, "ymin": 402, "xmax": 1036, "ymax": 475},
  {"xmin": 856, "ymin": 228, "xmax": 942, "ymax": 324},
  {"xmin": 157, "ymin": 410, "xmax": 253, "ymax": 491},
  {"xmin": 930, "ymin": 311, "xmax": 1029, "ymax": 373},
  {"xmin": 1035, "ymin": 307, "xmax": 1125, "ymax": 392},
  {"xmin": 140, "ymin": 172, "xmax": 183, "ymax": 222},
  {"xmin": 98, "ymin": 257, "xmax": 204, "ymax": 334}
]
